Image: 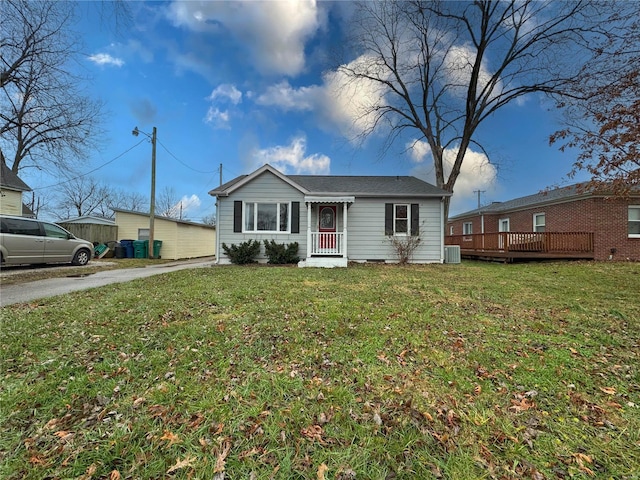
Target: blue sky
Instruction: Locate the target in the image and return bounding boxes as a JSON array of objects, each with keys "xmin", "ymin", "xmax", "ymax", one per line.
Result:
[{"xmin": 27, "ymin": 1, "xmax": 589, "ymax": 221}]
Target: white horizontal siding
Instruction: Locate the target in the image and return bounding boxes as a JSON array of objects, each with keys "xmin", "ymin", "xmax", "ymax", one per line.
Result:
[
  {"xmin": 0, "ymin": 190, "xmax": 23, "ymax": 215},
  {"xmin": 347, "ymin": 197, "xmax": 443, "ymax": 263},
  {"xmin": 217, "ymin": 171, "xmax": 307, "ymax": 264}
]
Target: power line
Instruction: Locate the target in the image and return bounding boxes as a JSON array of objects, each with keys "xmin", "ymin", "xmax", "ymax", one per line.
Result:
[
  {"xmin": 156, "ymin": 138, "xmax": 218, "ymax": 174},
  {"xmin": 31, "ymin": 139, "xmax": 147, "ymax": 191}
]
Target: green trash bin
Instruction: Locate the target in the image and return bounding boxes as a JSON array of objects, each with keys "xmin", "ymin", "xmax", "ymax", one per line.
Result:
[
  {"xmin": 153, "ymin": 240, "xmax": 162, "ymax": 258},
  {"xmin": 133, "ymin": 240, "xmax": 147, "ymax": 259}
]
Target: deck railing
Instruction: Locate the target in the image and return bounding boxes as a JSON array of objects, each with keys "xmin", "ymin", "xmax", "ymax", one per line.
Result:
[
  {"xmin": 446, "ymin": 232, "xmax": 594, "ymax": 254},
  {"xmin": 308, "ymin": 232, "xmax": 345, "ymax": 256}
]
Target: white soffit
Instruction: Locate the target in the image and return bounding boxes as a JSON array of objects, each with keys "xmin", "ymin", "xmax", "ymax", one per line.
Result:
[{"xmin": 304, "ymin": 196, "xmax": 355, "ymax": 203}]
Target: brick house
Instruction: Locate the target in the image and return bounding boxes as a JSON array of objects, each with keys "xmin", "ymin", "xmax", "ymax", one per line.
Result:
[{"xmin": 446, "ymin": 183, "xmax": 639, "ymax": 261}]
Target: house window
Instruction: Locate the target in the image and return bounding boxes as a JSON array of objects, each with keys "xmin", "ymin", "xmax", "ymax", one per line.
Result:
[
  {"xmin": 394, "ymin": 204, "xmax": 409, "ymax": 235},
  {"xmin": 385, "ymin": 203, "xmax": 419, "ymax": 236},
  {"xmin": 244, "ymin": 202, "xmax": 290, "ymax": 233},
  {"xmin": 499, "ymin": 218, "xmax": 510, "ymax": 232},
  {"xmin": 629, "ymin": 206, "xmax": 640, "ymax": 238},
  {"xmin": 463, "ymin": 222, "xmax": 473, "ymax": 235},
  {"xmin": 533, "ymin": 213, "xmax": 545, "ymax": 233},
  {"xmin": 449, "ymin": 225, "xmax": 454, "ymax": 235}
]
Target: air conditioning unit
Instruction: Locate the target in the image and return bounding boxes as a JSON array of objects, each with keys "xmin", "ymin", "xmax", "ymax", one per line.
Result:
[{"xmin": 444, "ymin": 245, "xmax": 461, "ymax": 264}]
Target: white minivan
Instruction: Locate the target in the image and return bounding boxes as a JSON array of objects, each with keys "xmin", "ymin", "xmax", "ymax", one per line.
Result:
[{"xmin": 0, "ymin": 215, "xmax": 93, "ymax": 266}]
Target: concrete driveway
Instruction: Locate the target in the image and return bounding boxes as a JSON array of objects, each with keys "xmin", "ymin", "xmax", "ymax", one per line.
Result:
[{"xmin": 0, "ymin": 258, "xmax": 216, "ymax": 307}]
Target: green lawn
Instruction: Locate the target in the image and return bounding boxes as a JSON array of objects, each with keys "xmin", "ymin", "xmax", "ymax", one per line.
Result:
[{"xmin": 1, "ymin": 262, "xmax": 639, "ymax": 479}]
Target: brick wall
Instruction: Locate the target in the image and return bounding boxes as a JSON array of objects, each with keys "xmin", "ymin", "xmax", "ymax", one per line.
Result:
[{"xmin": 447, "ymin": 197, "xmax": 639, "ymax": 261}]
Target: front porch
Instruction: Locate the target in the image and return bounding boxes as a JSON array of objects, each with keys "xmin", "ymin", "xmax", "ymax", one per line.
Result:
[{"xmin": 298, "ymin": 197, "xmax": 353, "ymax": 268}]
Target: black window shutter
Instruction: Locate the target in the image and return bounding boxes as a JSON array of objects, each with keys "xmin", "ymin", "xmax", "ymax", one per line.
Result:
[
  {"xmin": 411, "ymin": 204, "xmax": 419, "ymax": 236},
  {"xmin": 385, "ymin": 203, "xmax": 393, "ymax": 235},
  {"xmin": 291, "ymin": 202, "xmax": 300, "ymax": 233},
  {"xmin": 233, "ymin": 201, "xmax": 242, "ymax": 232}
]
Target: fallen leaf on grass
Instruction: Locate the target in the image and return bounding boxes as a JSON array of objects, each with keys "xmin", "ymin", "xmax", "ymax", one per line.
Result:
[
  {"xmin": 214, "ymin": 440, "xmax": 232, "ymax": 473},
  {"xmin": 572, "ymin": 453, "xmax": 594, "ymax": 476},
  {"xmin": 166, "ymin": 455, "xmax": 196, "ymax": 474},
  {"xmin": 160, "ymin": 430, "xmax": 181, "ymax": 446},
  {"xmin": 77, "ymin": 463, "xmax": 98, "ymax": 480},
  {"xmin": 317, "ymin": 463, "xmax": 329, "ymax": 480},
  {"xmin": 599, "ymin": 386, "xmax": 616, "ymax": 395},
  {"xmin": 301, "ymin": 425, "xmax": 325, "ymax": 444},
  {"xmin": 109, "ymin": 470, "xmax": 121, "ymax": 480}
]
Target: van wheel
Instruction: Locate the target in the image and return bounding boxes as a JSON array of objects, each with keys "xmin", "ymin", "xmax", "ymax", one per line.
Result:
[{"xmin": 72, "ymin": 249, "xmax": 90, "ymax": 266}]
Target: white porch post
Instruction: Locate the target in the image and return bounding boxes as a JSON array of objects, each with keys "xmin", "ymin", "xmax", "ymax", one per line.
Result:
[
  {"xmin": 343, "ymin": 202, "xmax": 348, "ymax": 258},
  {"xmin": 306, "ymin": 202, "xmax": 312, "ymax": 259}
]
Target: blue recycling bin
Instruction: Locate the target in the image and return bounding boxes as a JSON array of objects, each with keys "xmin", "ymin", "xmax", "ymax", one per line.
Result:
[{"xmin": 120, "ymin": 240, "xmax": 134, "ymax": 258}]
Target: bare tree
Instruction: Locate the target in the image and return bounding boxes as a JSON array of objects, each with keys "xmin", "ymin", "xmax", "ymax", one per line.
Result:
[
  {"xmin": 156, "ymin": 186, "xmax": 182, "ymax": 219},
  {"xmin": 54, "ymin": 176, "xmax": 111, "ymax": 219},
  {"xmin": 201, "ymin": 213, "xmax": 217, "ymax": 226},
  {"xmin": 24, "ymin": 191, "xmax": 50, "ymax": 219},
  {"xmin": 551, "ymin": 16, "xmax": 640, "ymax": 195},
  {"xmin": 106, "ymin": 189, "xmax": 148, "ymax": 216},
  {"xmin": 340, "ymin": 0, "xmax": 634, "ymax": 220},
  {"xmin": 0, "ymin": 0, "xmax": 103, "ymax": 175}
]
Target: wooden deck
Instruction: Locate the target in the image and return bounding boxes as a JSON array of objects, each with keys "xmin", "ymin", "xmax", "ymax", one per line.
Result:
[{"xmin": 446, "ymin": 232, "xmax": 595, "ymax": 262}]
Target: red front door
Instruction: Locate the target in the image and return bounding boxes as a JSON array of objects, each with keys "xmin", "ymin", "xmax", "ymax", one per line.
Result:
[{"xmin": 319, "ymin": 205, "xmax": 336, "ymax": 249}]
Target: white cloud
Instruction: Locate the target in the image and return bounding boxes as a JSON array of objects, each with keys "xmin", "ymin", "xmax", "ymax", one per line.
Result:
[
  {"xmin": 408, "ymin": 140, "xmax": 497, "ymax": 212},
  {"xmin": 208, "ymin": 84, "xmax": 242, "ymax": 105},
  {"xmin": 204, "ymin": 107, "xmax": 230, "ymax": 129},
  {"xmin": 255, "ymin": 81, "xmax": 318, "ymax": 111},
  {"xmin": 204, "ymin": 84, "xmax": 243, "ymax": 128},
  {"xmin": 167, "ymin": 195, "xmax": 202, "ymax": 218},
  {"xmin": 167, "ymin": 0, "xmax": 325, "ymax": 76},
  {"xmin": 250, "ymin": 135, "xmax": 330, "ymax": 175},
  {"xmin": 88, "ymin": 53, "xmax": 124, "ymax": 67},
  {"xmin": 255, "ymin": 55, "xmax": 387, "ymax": 142}
]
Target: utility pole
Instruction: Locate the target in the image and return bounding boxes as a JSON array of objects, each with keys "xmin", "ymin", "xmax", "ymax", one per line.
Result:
[
  {"xmin": 474, "ymin": 189, "xmax": 485, "ymax": 209},
  {"xmin": 149, "ymin": 127, "xmax": 157, "ymax": 258},
  {"xmin": 131, "ymin": 126, "xmax": 157, "ymax": 258},
  {"xmin": 219, "ymin": 163, "xmax": 223, "ymax": 186}
]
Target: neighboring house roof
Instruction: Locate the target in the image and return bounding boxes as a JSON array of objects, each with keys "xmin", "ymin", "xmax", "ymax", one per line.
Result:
[
  {"xmin": 0, "ymin": 162, "xmax": 31, "ymax": 192},
  {"xmin": 22, "ymin": 203, "xmax": 35, "ymax": 217},
  {"xmin": 450, "ymin": 182, "xmax": 639, "ymax": 220},
  {"xmin": 209, "ymin": 164, "xmax": 450, "ymax": 198},
  {"xmin": 112, "ymin": 208, "xmax": 216, "ymax": 229},
  {"xmin": 59, "ymin": 215, "xmax": 116, "ymax": 225}
]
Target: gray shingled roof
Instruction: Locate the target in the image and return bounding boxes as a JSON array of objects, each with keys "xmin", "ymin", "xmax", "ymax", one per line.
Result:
[
  {"xmin": 0, "ymin": 162, "xmax": 31, "ymax": 192},
  {"xmin": 210, "ymin": 168, "xmax": 449, "ymax": 198},
  {"xmin": 450, "ymin": 183, "xmax": 588, "ymax": 219},
  {"xmin": 290, "ymin": 175, "xmax": 448, "ymax": 197}
]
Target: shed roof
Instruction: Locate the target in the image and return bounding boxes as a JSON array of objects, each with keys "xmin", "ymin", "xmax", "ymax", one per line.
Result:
[{"xmin": 59, "ymin": 215, "xmax": 116, "ymax": 225}]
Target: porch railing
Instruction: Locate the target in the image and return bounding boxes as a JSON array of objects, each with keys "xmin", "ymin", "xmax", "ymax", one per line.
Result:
[
  {"xmin": 308, "ymin": 232, "xmax": 345, "ymax": 256},
  {"xmin": 446, "ymin": 232, "xmax": 594, "ymax": 254}
]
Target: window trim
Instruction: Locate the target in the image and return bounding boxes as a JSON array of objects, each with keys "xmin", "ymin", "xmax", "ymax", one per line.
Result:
[
  {"xmin": 243, "ymin": 201, "xmax": 291, "ymax": 234},
  {"xmin": 629, "ymin": 205, "xmax": 640, "ymax": 238},
  {"xmin": 394, "ymin": 203, "xmax": 410, "ymax": 236},
  {"xmin": 385, "ymin": 203, "xmax": 419, "ymax": 236},
  {"xmin": 533, "ymin": 213, "xmax": 546, "ymax": 233},
  {"xmin": 463, "ymin": 222, "xmax": 473, "ymax": 235}
]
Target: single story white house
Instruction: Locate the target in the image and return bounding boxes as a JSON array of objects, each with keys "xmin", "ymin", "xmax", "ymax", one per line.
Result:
[{"xmin": 208, "ymin": 164, "xmax": 451, "ymax": 267}]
